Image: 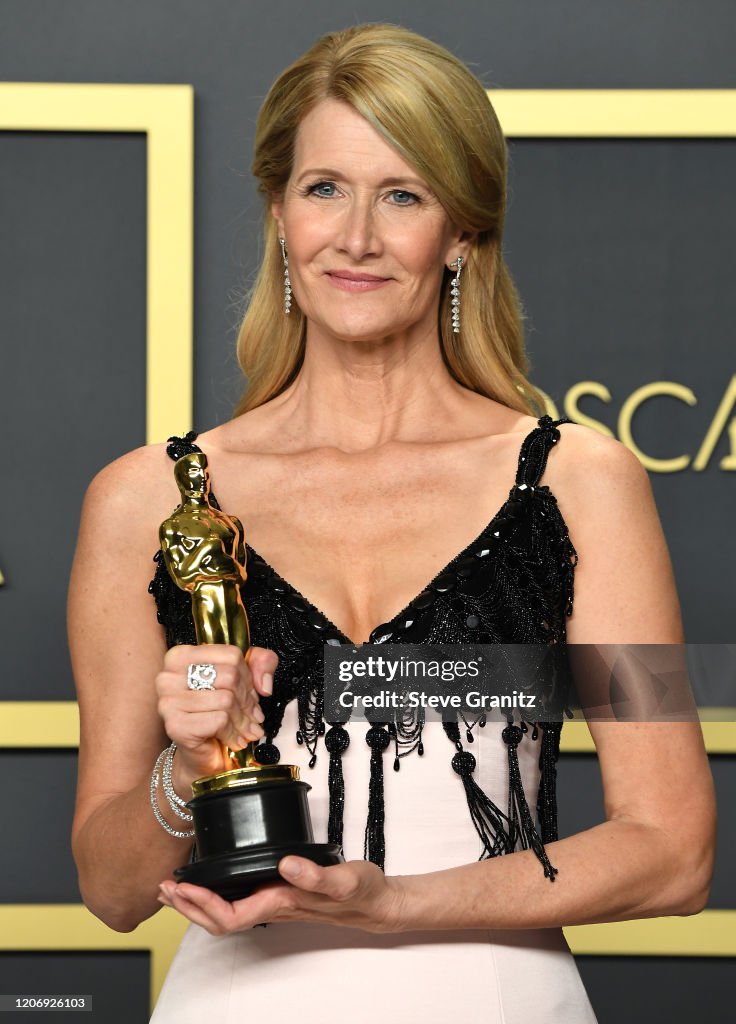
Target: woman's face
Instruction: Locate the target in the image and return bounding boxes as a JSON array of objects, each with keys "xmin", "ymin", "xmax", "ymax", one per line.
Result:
[{"xmin": 271, "ymin": 98, "xmax": 469, "ymax": 346}]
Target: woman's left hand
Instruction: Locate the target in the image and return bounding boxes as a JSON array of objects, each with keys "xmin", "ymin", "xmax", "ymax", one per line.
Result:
[{"xmin": 157, "ymin": 857, "xmax": 406, "ymax": 935}]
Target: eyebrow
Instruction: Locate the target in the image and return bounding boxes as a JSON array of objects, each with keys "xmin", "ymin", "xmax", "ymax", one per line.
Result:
[{"xmin": 294, "ymin": 168, "xmax": 429, "ymax": 189}]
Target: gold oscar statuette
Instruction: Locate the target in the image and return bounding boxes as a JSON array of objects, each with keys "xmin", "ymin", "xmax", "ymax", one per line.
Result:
[{"xmin": 159, "ymin": 451, "xmax": 343, "ymax": 899}]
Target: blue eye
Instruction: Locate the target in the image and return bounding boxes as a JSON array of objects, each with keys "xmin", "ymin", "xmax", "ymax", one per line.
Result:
[
  {"xmin": 390, "ymin": 190, "xmax": 419, "ymax": 205},
  {"xmin": 308, "ymin": 181, "xmax": 337, "ymax": 197}
]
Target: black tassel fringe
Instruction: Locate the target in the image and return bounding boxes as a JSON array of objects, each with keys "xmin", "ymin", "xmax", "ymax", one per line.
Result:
[
  {"xmin": 537, "ymin": 721, "xmax": 562, "ymax": 843},
  {"xmin": 451, "ymin": 749, "xmax": 513, "ymax": 857},
  {"xmin": 325, "ymin": 724, "xmax": 350, "ymax": 849},
  {"xmin": 503, "ymin": 724, "xmax": 558, "ymax": 880},
  {"xmin": 364, "ymin": 723, "xmax": 391, "ymax": 869}
]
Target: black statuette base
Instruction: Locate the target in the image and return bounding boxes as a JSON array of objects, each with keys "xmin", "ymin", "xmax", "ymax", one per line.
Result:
[
  {"xmin": 174, "ymin": 842, "xmax": 344, "ymax": 901},
  {"xmin": 174, "ymin": 775, "xmax": 344, "ymax": 901}
]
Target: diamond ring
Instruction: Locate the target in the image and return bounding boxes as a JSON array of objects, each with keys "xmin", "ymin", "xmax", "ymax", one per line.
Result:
[{"xmin": 187, "ymin": 663, "xmax": 218, "ymax": 690}]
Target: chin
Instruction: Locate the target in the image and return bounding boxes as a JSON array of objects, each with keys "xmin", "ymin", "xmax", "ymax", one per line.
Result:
[{"xmin": 319, "ymin": 316, "xmax": 408, "ymax": 344}]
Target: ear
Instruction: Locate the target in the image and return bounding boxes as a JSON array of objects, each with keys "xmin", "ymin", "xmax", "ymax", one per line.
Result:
[
  {"xmin": 444, "ymin": 228, "xmax": 476, "ymax": 272},
  {"xmin": 271, "ymin": 195, "xmax": 285, "ymax": 238}
]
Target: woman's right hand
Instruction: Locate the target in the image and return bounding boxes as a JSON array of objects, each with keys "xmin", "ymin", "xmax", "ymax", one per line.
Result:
[{"xmin": 155, "ymin": 643, "xmax": 279, "ymax": 789}]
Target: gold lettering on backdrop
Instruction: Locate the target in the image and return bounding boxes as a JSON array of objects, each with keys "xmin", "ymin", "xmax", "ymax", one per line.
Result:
[
  {"xmin": 564, "ymin": 381, "xmax": 616, "ymax": 437},
  {"xmin": 723, "ymin": 420, "xmax": 736, "ymax": 470},
  {"xmin": 534, "ymin": 377, "xmax": 735, "ymax": 472},
  {"xmin": 619, "ymin": 382, "xmax": 696, "ymax": 472},
  {"xmin": 693, "ymin": 374, "xmax": 736, "ymax": 471}
]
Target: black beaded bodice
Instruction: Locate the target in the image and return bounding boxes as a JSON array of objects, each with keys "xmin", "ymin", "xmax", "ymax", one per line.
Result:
[{"xmin": 148, "ymin": 414, "xmax": 578, "ymax": 879}]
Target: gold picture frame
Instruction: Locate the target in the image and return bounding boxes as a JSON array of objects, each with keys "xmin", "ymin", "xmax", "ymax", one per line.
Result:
[{"xmin": 1, "ymin": 82, "xmax": 193, "ymax": 443}]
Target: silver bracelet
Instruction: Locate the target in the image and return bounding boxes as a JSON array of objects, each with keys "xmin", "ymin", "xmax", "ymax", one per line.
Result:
[
  {"xmin": 162, "ymin": 742, "xmax": 194, "ymax": 820},
  {"xmin": 150, "ymin": 746, "xmax": 195, "ymax": 839}
]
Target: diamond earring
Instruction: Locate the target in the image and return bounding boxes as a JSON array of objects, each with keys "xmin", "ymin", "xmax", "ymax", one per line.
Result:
[
  {"xmin": 279, "ymin": 237, "xmax": 292, "ymax": 315},
  {"xmin": 450, "ymin": 255, "xmax": 464, "ymax": 334}
]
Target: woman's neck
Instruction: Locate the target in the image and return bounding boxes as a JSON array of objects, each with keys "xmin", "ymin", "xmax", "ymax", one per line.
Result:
[{"xmin": 268, "ymin": 326, "xmax": 474, "ymax": 453}]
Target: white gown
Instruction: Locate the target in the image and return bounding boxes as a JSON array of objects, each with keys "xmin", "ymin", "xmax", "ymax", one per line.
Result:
[{"xmin": 151, "ymin": 700, "xmax": 598, "ymax": 1023}]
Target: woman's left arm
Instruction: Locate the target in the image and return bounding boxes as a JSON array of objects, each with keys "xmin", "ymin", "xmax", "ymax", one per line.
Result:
[{"xmin": 159, "ymin": 427, "xmax": 717, "ymax": 934}]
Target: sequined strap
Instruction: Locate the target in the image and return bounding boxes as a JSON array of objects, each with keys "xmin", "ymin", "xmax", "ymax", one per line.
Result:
[
  {"xmin": 515, "ymin": 415, "xmax": 573, "ymax": 491},
  {"xmin": 165, "ymin": 431, "xmax": 201, "ymax": 461}
]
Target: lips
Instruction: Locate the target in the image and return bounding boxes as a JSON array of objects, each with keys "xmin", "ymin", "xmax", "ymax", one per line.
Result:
[
  {"xmin": 325, "ymin": 270, "xmax": 390, "ymax": 292},
  {"xmin": 327, "ymin": 270, "xmax": 388, "ymax": 282}
]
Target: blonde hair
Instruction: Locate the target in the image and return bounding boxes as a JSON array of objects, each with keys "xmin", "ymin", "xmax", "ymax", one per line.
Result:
[{"xmin": 233, "ymin": 23, "xmax": 546, "ymax": 418}]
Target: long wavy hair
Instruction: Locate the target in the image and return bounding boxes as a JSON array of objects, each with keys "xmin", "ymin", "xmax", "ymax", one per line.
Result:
[{"xmin": 233, "ymin": 23, "xmax": 546, "ymax": 418}]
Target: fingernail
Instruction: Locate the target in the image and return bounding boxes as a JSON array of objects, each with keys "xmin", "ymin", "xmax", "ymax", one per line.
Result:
[
  {"xmin": 253, "ymin": 704, "xmax": 265, "ymax": 723},
  {"xmin": 280, "ymin": 857, "xmax": 301, "ymax": 878},
  {"xmin": 159, "ymin": 883, "xmax": 174, "ymax": 899},
  {"xmin": 262, "ymin": 672, "xmax": 273, "ymax": 696}
]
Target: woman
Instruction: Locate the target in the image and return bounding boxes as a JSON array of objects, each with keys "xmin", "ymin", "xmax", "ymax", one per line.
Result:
[{"xmin": 68, "ymin": 23, "xmax": 716, "ymax": 1024}]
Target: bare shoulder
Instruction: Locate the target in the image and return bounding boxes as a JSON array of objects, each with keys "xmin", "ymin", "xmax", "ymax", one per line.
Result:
[
  {"xmin": 83, "ymin": 444, "xmax": 180, "ymax": 524},
  {"xmin": 69, "ymin": 443, "xmax": 182, "ymax": 646},
  {"xmin": 491, "ymin": 411, "xmax": 648, "ymax": 500},
  {"xmin": 550, "ymin": 421, "xmax": 683, "ymax": 644},
  {"xmin": 80, "ymin": 442, "xmax": 182, "ymax": 547},
  {"xmin": 550, "ymin": 419, "xmax": 652, "ymax": 519}
]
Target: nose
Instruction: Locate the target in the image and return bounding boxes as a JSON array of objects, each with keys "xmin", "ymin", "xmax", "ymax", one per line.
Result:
[{"xmin": 335, "ymin": 195, "xmax": 382, "ymax": 261}]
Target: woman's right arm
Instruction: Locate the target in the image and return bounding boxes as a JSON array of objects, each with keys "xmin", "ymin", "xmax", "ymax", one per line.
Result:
[{"xmin": 68, "ymin": 446, "xmax": 274, "ymax": 932}]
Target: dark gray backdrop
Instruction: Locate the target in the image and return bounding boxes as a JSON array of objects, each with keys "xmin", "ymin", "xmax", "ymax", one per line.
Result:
[{"xmin": 1, "ymin": 2, "xmax": 734, "ymax": 1022}]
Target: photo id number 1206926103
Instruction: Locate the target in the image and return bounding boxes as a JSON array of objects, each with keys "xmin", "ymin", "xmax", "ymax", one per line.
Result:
[{"xmin": 0, "ymin": 995, "xmax": 92, "ymax": 1012}]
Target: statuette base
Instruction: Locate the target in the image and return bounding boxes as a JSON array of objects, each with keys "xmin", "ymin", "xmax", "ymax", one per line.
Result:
[
  {"xmin": 175, "ymin": 772, "xmax": 344, "ymax": 901},
  {"xmin": 174, "ymin": 841, "xmax": 344, "ymax": 901}
]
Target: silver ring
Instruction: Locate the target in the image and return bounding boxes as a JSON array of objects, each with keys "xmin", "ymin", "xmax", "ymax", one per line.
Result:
[{"xmin": 187, "ymin": 663, "xmax": 217, "ymax": 690}]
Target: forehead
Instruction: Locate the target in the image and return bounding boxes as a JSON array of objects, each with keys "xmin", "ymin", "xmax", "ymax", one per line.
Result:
[{"xmin": 292, "ymin": 98, "xmax": 420, "ymax": 179}]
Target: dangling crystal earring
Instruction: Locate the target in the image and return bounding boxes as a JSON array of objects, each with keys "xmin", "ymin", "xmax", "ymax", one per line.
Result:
[
  {"xmin": 450, "ymin": 255, "xmax": 463, "ymax": 334},
  {"xmin": 279, "ymin": 237, "xmax": 292, "ymax": 315}
]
